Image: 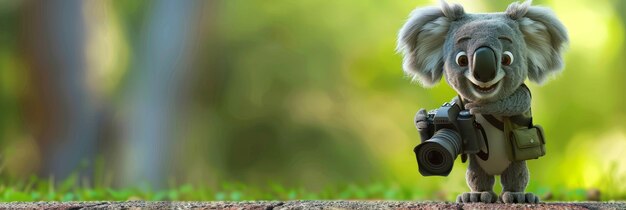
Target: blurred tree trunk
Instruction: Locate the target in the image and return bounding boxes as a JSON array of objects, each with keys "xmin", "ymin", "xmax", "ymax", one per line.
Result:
[
  {"xmin": 21, "ymin": 0, "xmax": 99, "ymax": 180},
  {"xmin": 119, "ymin": 0, "xmax": 208, "ymax": 188}
]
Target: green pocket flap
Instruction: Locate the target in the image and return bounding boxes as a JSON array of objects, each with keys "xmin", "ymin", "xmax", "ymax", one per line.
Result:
[{"xmin": 511, "ymin": 127, "xmax": 541, "ymax": 149}]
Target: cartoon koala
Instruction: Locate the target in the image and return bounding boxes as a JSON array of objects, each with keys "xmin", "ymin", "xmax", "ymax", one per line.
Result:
[{"xmin": 397, "ymin": 0, "xmax": 568, "ymax": 203}]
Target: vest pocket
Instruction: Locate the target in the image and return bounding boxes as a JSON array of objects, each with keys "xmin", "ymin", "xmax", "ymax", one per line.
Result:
[{"xmin": 508, "ymin": 125, "xmax": 546, "ymax": 161}]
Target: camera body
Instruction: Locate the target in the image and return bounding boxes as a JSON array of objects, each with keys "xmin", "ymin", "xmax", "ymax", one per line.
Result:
[{"xmin": 414, "ymin": 101, "xmax": 486, "ymax": 176}]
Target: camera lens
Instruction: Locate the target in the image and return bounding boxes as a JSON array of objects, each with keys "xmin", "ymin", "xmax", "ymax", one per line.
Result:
[
  {"xmin": 426, "ymin": 150, "xmax": 444, "ymax": 166},
  {"xmin": 414, "ymin": 128, "xmax": 462, "ymax": 176}
]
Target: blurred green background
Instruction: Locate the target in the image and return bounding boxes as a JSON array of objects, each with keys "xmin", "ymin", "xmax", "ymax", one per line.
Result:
[{"xmin": 0, "ymin": 0, "xmax": 625, "ymax": 201}]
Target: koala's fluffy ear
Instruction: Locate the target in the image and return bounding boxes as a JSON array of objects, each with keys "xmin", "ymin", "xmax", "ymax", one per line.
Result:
[
  {"xmin": 397, "ymin": 2, "xmax": 464, "ymax": 87},
  {"xmin": 506, "ymin": 1, "xmax": 569, "ymax": 84}
]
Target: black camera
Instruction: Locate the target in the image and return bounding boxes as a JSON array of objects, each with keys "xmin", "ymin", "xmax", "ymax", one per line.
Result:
[{"xmin": 413, "ymin": 101, "xmax": 486, "ymax": 176}]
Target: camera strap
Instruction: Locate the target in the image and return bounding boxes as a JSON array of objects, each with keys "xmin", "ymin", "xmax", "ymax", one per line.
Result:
[
  {"xmin": 483, "ymin": 114, "xmax": 532, "ymax": 131},
  {"xmin": 482, "ymin": 115, "xmax": 504, "ymax": 131},
  {"xmin": 475, "ymin": 124, "xmax": 490, "ymax": 161}
]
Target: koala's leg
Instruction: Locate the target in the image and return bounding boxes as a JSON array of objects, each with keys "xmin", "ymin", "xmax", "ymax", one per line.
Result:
[
  {"xmin": 456, "ymin": 155, "xmax": 497, "ymax": 203},
  {"xmin": 500, "ymin": 160, "xmax": 539, "ymax": 203}
]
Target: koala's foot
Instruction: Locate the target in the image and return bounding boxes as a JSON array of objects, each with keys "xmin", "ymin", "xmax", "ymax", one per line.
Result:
[
  {"xmin": 500, "ymin": 192, "xmax": 539, "ymax": 203},
  {"xmin": 456, "ymin": 191, "xmax": 497, "ymax": 203}
]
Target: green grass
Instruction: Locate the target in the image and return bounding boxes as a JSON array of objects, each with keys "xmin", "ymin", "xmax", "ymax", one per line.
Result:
[
  {"xmin": 0, "ymin": 178, "xmax": 420, "ymax": 201},
  {"xmin": 0, "ymin": 175, "xmax": 621, "ymax": 201}
]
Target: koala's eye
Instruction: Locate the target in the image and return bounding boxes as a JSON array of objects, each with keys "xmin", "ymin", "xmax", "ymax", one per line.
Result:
[
  {"xmin": 502, "ymin": 51, "xmax": 514, "ymax": 66},
  {"xmin": 455, "ymin": 52, "xmax": 468, "ymax": 67}
]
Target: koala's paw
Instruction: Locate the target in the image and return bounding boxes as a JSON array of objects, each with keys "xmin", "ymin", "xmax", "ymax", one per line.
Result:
[
  {"xmin": 500, "ymin": 192, "xmax": 540, "ymax": 203},
  {"xmin": 464, "ymin": 102, "xmax": 487, "ymax": 114},
  {"xmin": 456, "ymin": 191, "xmax": 497, "ymax": 203},
  {"xmin": 415, "ymin": 109, "xmax": 428, "ymax": 122}
]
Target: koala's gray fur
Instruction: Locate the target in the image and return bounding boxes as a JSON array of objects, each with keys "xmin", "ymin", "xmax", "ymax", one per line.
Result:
[{"xmin": 397, "ymin": 0, "xmax": 568, "ymax": 203}]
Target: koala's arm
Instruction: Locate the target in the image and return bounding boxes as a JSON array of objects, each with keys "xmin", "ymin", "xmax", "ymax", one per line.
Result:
[{"xmin": 464, "ymin": 86, "xmax": 531, "ymax": 116}]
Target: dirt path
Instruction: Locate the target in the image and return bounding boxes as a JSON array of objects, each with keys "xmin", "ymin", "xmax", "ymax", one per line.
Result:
[{"xmin": 1, "ymin": 200, "xmax": 625, "ymax": 209}]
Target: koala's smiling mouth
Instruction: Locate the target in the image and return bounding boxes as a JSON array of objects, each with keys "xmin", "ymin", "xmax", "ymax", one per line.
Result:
[
  {"xmin": 472, "ymin": 81, "xmax": 500, "ymax": 93},
  {"xmin": 464, "ymin": 71, "xmax": 504, "ymax": 99},
  {"xmin": 468, "ymin": 79, "xmax": 502, "ymax": 99}
]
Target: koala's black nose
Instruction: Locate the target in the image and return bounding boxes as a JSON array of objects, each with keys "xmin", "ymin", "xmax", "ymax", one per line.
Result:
[{"xmin": 472, "ymin": 47, "xmax": 497, "ymax": 83}]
